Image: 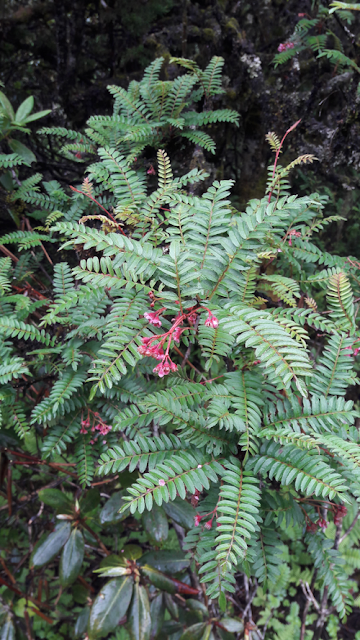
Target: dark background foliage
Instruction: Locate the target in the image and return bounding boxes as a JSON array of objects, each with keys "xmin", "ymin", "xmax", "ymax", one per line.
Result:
[{"xmin": 1, "ymin": 0, "xmax": 360, "ymax": 255}]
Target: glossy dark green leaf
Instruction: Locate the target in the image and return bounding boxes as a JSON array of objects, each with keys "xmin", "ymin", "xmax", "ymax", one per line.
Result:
[
  {"xmin": 219, "ymin": 591, "xmax": 226, "ymax": 612},
  {"xmin": 179, "ymin": 623, "xmax": 207, "ymax": 640},
  {"xmin": 140, "ymin": 565, "xmax": 176, "ymax": 594},
  {"xmin": 140, "ymin": 550, "xmax": 189, "ymax": 574},
  {"xmin": 163, "ymin": 498, "xmax": 196, "ymax": 530},
  {"xmin": 88, "ymin": 576, "xmax": 133, "ymax": 639},
  {"xmin": 74, "ymin": 607, "xmax": 90, "ymax": 638},
  {"xmin": 220, "ymin": 618, "xmax": 244, "ymax": 633},
  {"xmin": 164, "ymin": 593, "xmax": 179, "ymax": 621},
  {"xmin": 150, "ymin": 593, "xmax": 164, "ymax": 639},
  {"xmin": 99, "ymin": 491, "xmax": 127, "ymax": 525},
  {"xmin": 80, "ymin": 489, "xmax": 100, "ymax": 514},
  {"xmin": 128, "ymin": 583, "xmax": 151, "ymax": 640},
  {"xmin": 186, "ymin": 600, "xmax": 208, "ymax": 617},
  {"xmin": 8, "ymin": 140, "xmax": 36, "ymax": 165},
  {"xmin": 0, "ymin": 616, "xmax": 15, "ymax": 640},
  {"xmin": 142, "ymin": 505, "xmax": 168, "ymax": 544},
  {"xmin": 32, "ymin": 521, "xmax": 71, "ymax": 568},
  {"xmin": 60, "ymin": 528, "xmax": 84, "ymax": 588},
  {"xmin": 37, "ymin": 488, "xmax": 73, "ymax": 513}
]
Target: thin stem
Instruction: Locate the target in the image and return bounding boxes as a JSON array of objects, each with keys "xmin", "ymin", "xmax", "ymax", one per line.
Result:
[{"xmin": 339, "ymin": 510, "xmax": 359, "ymax": 544}]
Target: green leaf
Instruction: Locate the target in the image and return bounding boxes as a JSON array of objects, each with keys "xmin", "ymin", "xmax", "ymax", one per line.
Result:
[
  {"xmin": 0, "ymin": 616, "xmax": 15, "ymax": 640},
  {"xmin": 142, "ymin": 504, "xmax": 168, "ymax": 544},
  {"xmin": 0, "ymin": 91, "xmax": 15, "ymax": 120},
  {"xmin": 163, "ymin": 497, "xmax": 196, "ymax": 530},
  {"xmin": 99, "ymin": 491, "xmax": 127, "ymax": 525},
  {"xmin": 220, "ymin": 618, "xmax": 244, "ymax": 633},
  {"xmin": 37, "ymin": 488, "xmax": 73, "ymax": 513},
  {"xmin": 88, "ymin": 576, "xmax": 133, "ymax": 639},
  {"xmin": 128, "ymin": 583, "xmax": 151, "ymax": 640},
  {"xmin": 80, "ymin": 489, "xmax": 100, "ymax": 514},
  {"xmin": 22, "ymin": 109, "xmax": 51, "ymax": 123},
  {"xmin": 75, "ymin": 608, "xmax": 90, "ymax": 638},
  {"xmin": 8, "ymin": 140, "xmax": 36, "ymax": 165},
  {"xmin": 139, "ymin": 550, "xmax": 190, "ymax": 573},
  {"xmin": 150, "ymin": 593, "xmax": 164, "ymax": 640},
  {"xmin": 32, "ymin": 521, "xmax": 71, "ymax": 568},
  {"xmin": 60, "ymin": 529, "xmax": 85, "ymax": 588},
  {"xmin": 179, "ymin": 624, "xmax": 207, "ymax": 640},
  {"xmin": 14, "ymin": 96, "xmax": 34, "ymax": 124},
  {"xmin": 123, "ymin": 544, "xmax": 143, "ymax": 560}
]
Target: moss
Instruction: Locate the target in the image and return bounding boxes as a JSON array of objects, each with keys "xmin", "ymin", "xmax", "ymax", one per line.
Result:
[
  {"xmin": 225, "ymin": 17, "xmax": 240, "ymax": 34},
  {"xmin": 202, "ymin": 28, "xmax": 216, "ymax": 42}
]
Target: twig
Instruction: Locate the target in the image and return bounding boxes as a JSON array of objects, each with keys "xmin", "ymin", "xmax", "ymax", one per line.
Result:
[
  {"xmin": 260, "ymin": 608, "xmax": 274, "ymax": 640},
  {"xmin": 80, "ymin": 520, "xmax": 111, "ymax": 556},
  {"xmin": 25, "ymin": 218, "xmax": 53, "ymax": 265},
  {"xmin": 339, "ymin": 510, "xmax": 359, "ymax": 544},
  {"xmin": 243, "ymin": 577, "xmax": 257, "ymax": 619}
]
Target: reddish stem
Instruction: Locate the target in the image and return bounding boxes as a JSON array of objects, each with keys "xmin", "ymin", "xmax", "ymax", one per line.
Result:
[
  {"xmin": 268, "ymin": 119, "xmax": 301, "ymax": 202},
  {"xmin": 69, "ymin": 186, "xmax": 126, "ymax": 236}
]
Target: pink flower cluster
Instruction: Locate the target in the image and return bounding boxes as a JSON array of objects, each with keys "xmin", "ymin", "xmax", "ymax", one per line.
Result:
[
  {"xmin": 194, "ymin": 513, "xmax": 214, "ymax": 530},
  {"xmin": 334, "ymin": 505, "xmax": 347, "ymax": 525},
  {"xmin": 205, "ymin": 312, "xmax": 219, "ymax": 328},
  {"xmin": 80, "ymin": 414, "xmax": 112, "ymax": 437},
  {"xmin": 139, "ymin": 305, "xmax": 219, "ymax": 378},
  {"xmin": 144, "ymin": 311, "xmax": 162, "ymax": 327},
  {"xmin": 288, "ymin": 230, "xmax": 302, "ymax": 246},
  {"xmin": 153, "ymin": 355, "xmax": 178, "ymax": 378},
  {"xmin": 344, "ymin": 341, "xmax": 360, "ymax": 357},
  {"xmin": 278, "ymin": 41, "xmax": 295, "ymax": 53}
]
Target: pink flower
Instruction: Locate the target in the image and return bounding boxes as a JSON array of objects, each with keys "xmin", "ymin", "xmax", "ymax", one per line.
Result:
[
  {"xmin": 138, "ymin": 343, "xmax": 164, "ymax": 360},
  {"xmin": 158, "ymin": 479, "xmax": 166, "ymax": 486},
  {"xmin": 204, "ymin": 519, "xmax": 213, "ymax": 530},
  {"xmin": 187, "ymin": 312, "xmax": 198, "ymax": 326},
  {"xmin": 278, "ymin": 41, "xmax": 295, "ymax": 53},
  {"xmin": 205, "ymin": 313, "xmax": 219, "ymax": 329},
  {"xmin": 172, "ymin": 326, "xmax": 183, "ymax": 343},
  {"xmin": 153, "ymin": 356, "xmax": 177, "ymax": 378},
  {"xmin": 147, "ymin": 165, "xmax": 156, "ymax": 175},
  {"xmin": 194, "ymin": 515, "xmax": 201, "ymax": 527},
  {"xmin": 306, "ymin": 521, "xmax": 317, "ymax": 533},
  {"xmin": 144, "ymin": 311, "xmax": 162, "ymax": 327},
  {"xmin": 317, "ymin": 517, "xmax": 328, "ymax": 531}
]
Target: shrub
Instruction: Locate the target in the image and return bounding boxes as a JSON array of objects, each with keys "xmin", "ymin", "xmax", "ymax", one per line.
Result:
[{"xmin": 1, "ymin": 56, "xmax": 360, "ymax": 640}]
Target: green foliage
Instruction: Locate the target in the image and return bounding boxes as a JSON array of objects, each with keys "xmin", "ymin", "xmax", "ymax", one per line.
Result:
[{"xmin": 1, "ymin": 56, "xmax": 360, "ymax": 640}]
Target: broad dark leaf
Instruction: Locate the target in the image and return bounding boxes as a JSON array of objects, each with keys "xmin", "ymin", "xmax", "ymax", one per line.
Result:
[
  {"xmin": 150, "ymin": 593, "xmax": 164, "ymax": 639},
  {"xmin": 220, "ymin": 618, "xmax": 244, "ymax": 633},
  {"xmin": 37, "ymin": 488, "xmax": 73, "ymax": 513},
  {"xmin": 80, "ymin": 489, "xmax": 100, "ymax": 514},
  {"xmin": 140, "ymin": 550, "xmax": 190, "ymax": 573},
  {"xmin": 179, "ymin": 623, "xmax": 207, "ymax": 640},
  {"xmin": 142, "ymin": 504, "xmax": 168, "ymax": 544},
  {"xmin": 99, "ymin": 491, "xmax": 127, "ymax": 525},
  {"xmin": 164, "ymin": 593, "xmax": 179, "ymax": 620},
  {"xmin": 163, "ymin": 498, "xmax": 196, "ymax": 530},
  {"xmin": 128, "ymin": 583, "xmax": 151, "ymax": 640},
  {"xmin": 60, "ymin": 528, "xmax": 85, "ymax": 588},
  {"xmin": 88, "ymin": 576, "xmax": 133, "ymax": 639},
  {"xmin": 32, "ymin": 521, "xmax": 71, "ymax": 568},
  {"xmin": 140, "ymin": 565, "xmax": 176, "ymax": 594},
  {"xmin": 8, "ymin": 139, "xmax": 36, "ymax": 165},
  {"xmin": 74, "ymin": 607, "xmax": 90, "ymax": 638}
]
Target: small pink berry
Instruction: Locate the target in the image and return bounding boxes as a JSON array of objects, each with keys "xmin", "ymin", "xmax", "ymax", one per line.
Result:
[{"xmin": 158, "ymin": 479, "xmax": 166, "ymax": 486}]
